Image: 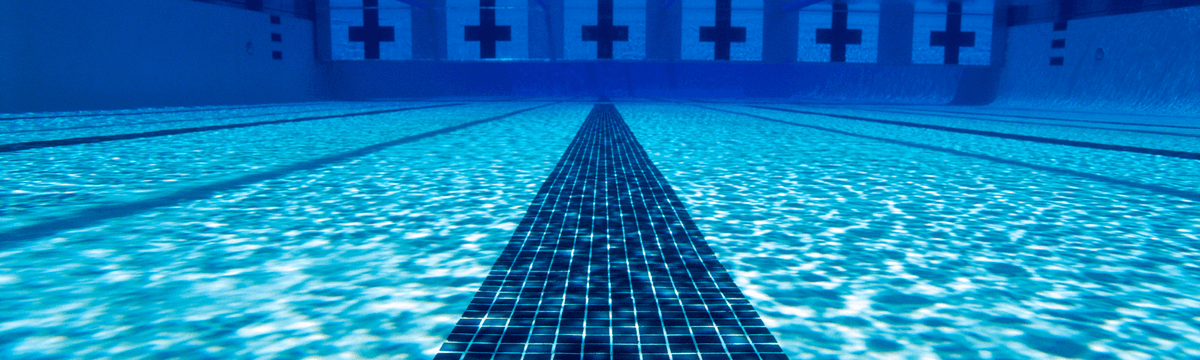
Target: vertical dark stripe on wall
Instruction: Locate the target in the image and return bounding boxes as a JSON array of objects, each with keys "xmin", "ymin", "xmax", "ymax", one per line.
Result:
[
  {"xmin": 413, "ymin": 0, "xmax": 448, "ymax": 59},
  {"xmin": 434, "ymin": 105, "xmax": 787, "ymax": 360},
  {"xmin": 1057, "ymin": 0, "xmax": 1076, "ymax": 22},
  {"xmin": 646, "ymin": 0, "xmax": 683, "ymax": 61}
]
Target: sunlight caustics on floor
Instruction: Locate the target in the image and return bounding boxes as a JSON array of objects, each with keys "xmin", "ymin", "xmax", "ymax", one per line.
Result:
[{"xmin": 1, "ymin": 99, "xmax": 1198, "ymax": 359}]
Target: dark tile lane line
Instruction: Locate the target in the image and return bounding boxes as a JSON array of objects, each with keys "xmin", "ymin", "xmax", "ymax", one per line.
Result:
[
  {"xmin": 0, "ymin": 105, "xmax": 401, "ymax": 136},
  {"xmin": 0, "ymin": 103, "xmax": 463, "ymax": 153},
  {"xmin": 961, "ymin": 105, "xmax": 1200, "ymax": 121},
  {"xmin": 745, "ymin": 105, "xmax": 1200, "ymax": 161},
  {"xmin": 887, "ymin": 107, "xmax": 1200, "ymax": 131},
  {"xmin": 848, "ymin": 107, "xmax": 1200, "ymax": 140},
  {"xmin": 689, "ymin": 104, "xmax": 1200, "ymax": 202},
  {"xmin": 434, "ymin": 104, "xmax": 787, "ymax": 360},
  {"xmin": 0, "ymin": 103, "xmax": 312, "ymax": 121},
  {"xmin": 675, "ymin": 98, "xmax": 1200, "ymax": 131},
  {"xmin": 0, "ymin": 102, "xmax": 562, "ymax": 248}
]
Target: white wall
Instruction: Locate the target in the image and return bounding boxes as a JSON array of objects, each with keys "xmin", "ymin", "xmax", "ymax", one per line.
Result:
[
  {"xmin": 0, "ymin": 0, "xmax": 322, "ymax": 113},
  {"xmin": 994, "ymin": 6, "xmax": 1200, "ymax": 115}
]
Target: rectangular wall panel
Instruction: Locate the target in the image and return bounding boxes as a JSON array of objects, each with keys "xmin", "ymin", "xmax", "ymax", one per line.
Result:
[
  {"xmin": 913, "ymin": 0, "xmax": 993, "ymax": 65},
  {"xmin": 682, "ymin": 0, "xmax": 763, "ymax": 61},
  {"xmin": 447, "ymin": 0, "xmax": 529, "ymax": 60},
  {"xmin": 797, "ymin": 2, "xmax": 878, "ymax": 63},
  {"xmin": 564, "ymin": 0, "xmax": 647, "ymax": 60},
  {"xmin": 330, "ymin": 0, "xmax": 412, "ymax": 60}
]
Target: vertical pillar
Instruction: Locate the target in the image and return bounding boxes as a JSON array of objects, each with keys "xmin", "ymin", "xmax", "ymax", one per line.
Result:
[
  {"xmin": 646, "ymin": 0, "xmax": 681, "ymax": 61},
  {"xmin": 412, "ymin": 0, "xmax": 447, "ymax": 60},
  {"xmin": 1057, "ymin": 0, "xmax": 1076, "ymax": 22},
  {"xmin": 315, "ymin": 0, "xmax": 333, "ymax": 61},
  {"xmin": 991, "ymin": 0, "xmax": 1008, "ymax": 66},
  {"xmin": 529, "ymin": 0, "xmax": 565, "ymax": 59},
  {"xmin": 877, "ymin": 0, "xmax": 913, "ymax": 65},
  {"xmin": 762, "ymin": 0, "xmax": 798, "ymax": 63}
]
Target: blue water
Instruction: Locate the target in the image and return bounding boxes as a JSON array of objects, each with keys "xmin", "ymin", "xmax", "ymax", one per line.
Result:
[{"xmin": 2, "ymin": 100, "xmax": 1198, "ymax": 359}]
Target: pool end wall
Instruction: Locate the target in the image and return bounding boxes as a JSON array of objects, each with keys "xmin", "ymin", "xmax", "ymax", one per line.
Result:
[
  {"xmin": 0, "ymin": 0, "xmax": 322, "ymax": 113},
  {"xmin": 3, "ymin": 0, "xmax": 1199, "ymax": 113},
  {"xmin": 993, "ymin": 6, "xmax": 1200, "ymax": 115},
  {"xmin": 320, "ymin": 61, "xmax": 983, "ymax": 104}
]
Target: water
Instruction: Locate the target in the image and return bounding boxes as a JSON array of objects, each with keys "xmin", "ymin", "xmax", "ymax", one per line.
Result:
[{"xmin": 1, "ymin": 100, "xmax": 1198, "ymax": 359}]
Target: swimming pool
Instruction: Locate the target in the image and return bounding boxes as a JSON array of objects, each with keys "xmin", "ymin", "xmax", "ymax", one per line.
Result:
[{"xmin": 1, "ymin": 100, "xmax": 1198, "ymax": 359}]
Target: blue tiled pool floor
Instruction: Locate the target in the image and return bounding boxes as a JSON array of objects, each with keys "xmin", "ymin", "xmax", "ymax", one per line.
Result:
[{"xmin": 1, "ymin": 100, "xmax": 1198, "ymax": 359}]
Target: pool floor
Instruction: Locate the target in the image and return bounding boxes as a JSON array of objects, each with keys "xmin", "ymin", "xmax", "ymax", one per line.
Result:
[{"xmin": 1, "ymin": 99, "xmax": 1198, "ymax": 359}]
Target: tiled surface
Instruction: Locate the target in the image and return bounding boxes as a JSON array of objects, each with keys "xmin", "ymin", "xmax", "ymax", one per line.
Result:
[{"xmin": 435, "ymin": 104, "xmax": 786, "ymax": 360}]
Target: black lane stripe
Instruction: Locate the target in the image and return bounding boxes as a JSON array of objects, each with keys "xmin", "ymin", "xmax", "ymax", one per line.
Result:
[
  {"xmin": 897, "ymin": 107, "xmax": 1200, "ymax": 131},
  {"xmin": 0, "ymin": 106, "xmax": 408, "ymax": 137},
  {"xmin": 1, "ymin": 105, "xmax": 400, "ymax": 136},
  {"xmin": 0, "ymin": 103, "xmax": 309, "ymax": 121},
  {"xmin": 745, "ymin": 105, "xmax": 1200, "ymax": 161},
  {"xmin": 976, "ymin": 105, "xmax": 1200, "ymax": 121},
  {"xmin": 857, "ymin": 107, "xmax": 1200, "ymax": 140},
  {"xmin": 690, "ymin": 104, "xmax": 1200, "ymax": 202},
  {"xmin": 0, "ymin": 103, "xmax": 463, "ymax": 153},
  {"xmin": 435, "ymin": 105, "xmax": 787, "ymax": 360},
  {"xmin": 0, "ymin": 102, "xmax": 561, "ymax": 247}
]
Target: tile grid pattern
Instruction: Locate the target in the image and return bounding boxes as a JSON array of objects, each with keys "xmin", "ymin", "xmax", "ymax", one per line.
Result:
[{"xmin": 435, "ymin": 104, "xmax": 786, "ymax": 360}]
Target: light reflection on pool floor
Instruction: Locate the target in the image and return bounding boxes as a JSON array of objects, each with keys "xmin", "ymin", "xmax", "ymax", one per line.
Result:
[
  {"xmin": 1, "ymin": 100, "xmax": 1198, "ymax": 359},
  {"xmin": 623, "ymin": 102, "xmax": 1200, "ymax": 360}
]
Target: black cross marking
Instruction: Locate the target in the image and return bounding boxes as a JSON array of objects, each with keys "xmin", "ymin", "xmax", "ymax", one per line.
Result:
[
  {"xmin": 815, "ymin": 1, "xmax": 861, "ymax": 62},
  {"xmin": 465, "ymin": 0, "xmax": 512, "ymax": 59},
  {"xmin": 699, "ymin": 0, "xmax": 747, "ymax": 60},
  {"xmin": 582, "ymin": 0, "xmax": 629, "ymax": 59},
  {"xmin": 348, "ymin": 0, "xmax": 395, "ymax": 59},
  {"xmin": 930, "ymin": 1, "xmax": 976, "ymax": 65}
]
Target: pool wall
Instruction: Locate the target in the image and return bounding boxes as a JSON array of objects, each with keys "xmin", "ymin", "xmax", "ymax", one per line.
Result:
[
  {"xmin": 319, "ymin": 61, "xmax": 987, "ymax": 103},
  {"xmin": 0, "ymin": 0, "xmax": 323, "ymax": 113},
  {"xmin": 4, "ymin": 0, "xmax": 1200, "ymax": 114},
  {"xmin": 992, "ymin": 5, "xmax": 1200, "ymax": 115}
]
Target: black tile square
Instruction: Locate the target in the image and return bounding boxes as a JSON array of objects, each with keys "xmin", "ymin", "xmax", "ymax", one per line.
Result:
[{"xmin": 640, "ymin": 344, "xmax": 669, "ymax": 353}]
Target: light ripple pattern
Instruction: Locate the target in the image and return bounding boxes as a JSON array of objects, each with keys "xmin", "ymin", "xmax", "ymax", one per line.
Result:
[
  {"xmin": 0, "ymin": 102, "xmax": 543, "ymax": 232},
  {"xmin": 0, "ymin": 102, "xmax": 591, "ymax": 359},
  {"xmin": 619, "ymin": 102, "xmax": 1200, "ymax": 360}
]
